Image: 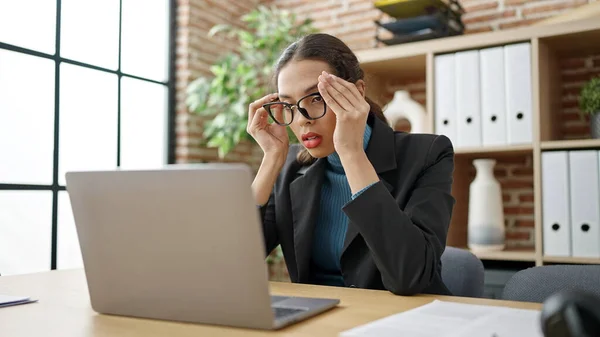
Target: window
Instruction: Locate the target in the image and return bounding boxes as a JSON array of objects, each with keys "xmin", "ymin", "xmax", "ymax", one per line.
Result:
[{"xmin": 0, "ymin": 0, "xmax": 175, "ymax": 275}]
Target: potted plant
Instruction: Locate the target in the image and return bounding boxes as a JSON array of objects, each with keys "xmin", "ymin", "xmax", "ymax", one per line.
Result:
[
  {"xmin": 185, "ymin": 5, "xmax": 317, "ymax": 158},
  {"xmin": 579, "ymin": 76, "xmax": 600, "ymax": 139}
]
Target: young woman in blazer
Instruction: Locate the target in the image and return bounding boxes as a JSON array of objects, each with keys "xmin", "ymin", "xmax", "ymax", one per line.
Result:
[{"xmin": 247, "ymin": 33, "xmax": 455, "ymax": 296}]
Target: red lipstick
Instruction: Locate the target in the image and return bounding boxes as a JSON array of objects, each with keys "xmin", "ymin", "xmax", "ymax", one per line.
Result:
[{"xmin": 301, "ymin": 132, "xmax": 322, "ymax": 149}]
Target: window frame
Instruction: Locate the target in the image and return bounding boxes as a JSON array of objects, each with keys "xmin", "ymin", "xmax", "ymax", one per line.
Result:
[{"xmin": 0, "ymin": 0, "xmax": 177, "ymax": 271}]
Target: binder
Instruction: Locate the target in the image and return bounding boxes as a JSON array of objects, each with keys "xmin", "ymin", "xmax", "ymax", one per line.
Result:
[
  {"xmin": 434, "ymin": 53, "xmax": 457, "ymax": 146},
  {"xmin": 480, "ymin": 46, "xmax": 507, "ymax": 146},
  {"xmin": 541, "ymin": 151, "xmax": 571, "ymax": 257},
  {"xmin": 568, "ymin": 150, "xmax": 600, "ymax": 258},
  {"xmin": 504, "ymin": 43, "xmax": 533, "ymax": 145},
  {"xmin": 455, "ymin": 50, "xmax": 482, "ymax": 148}
]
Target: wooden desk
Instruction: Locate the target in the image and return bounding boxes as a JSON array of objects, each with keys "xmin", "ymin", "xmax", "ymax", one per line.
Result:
[{"xmin": 0, "ymin": 270, "xmax": 541, "ymax": 336}]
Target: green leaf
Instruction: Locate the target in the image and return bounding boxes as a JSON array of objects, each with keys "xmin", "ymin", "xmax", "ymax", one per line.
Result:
[
  {"xmin": 185, "ymin": 4, "xmax": 318, "ymax": 157},
  {"xmin": 580, "ymin": 76, "xmax": 600, "ymax": 115}
]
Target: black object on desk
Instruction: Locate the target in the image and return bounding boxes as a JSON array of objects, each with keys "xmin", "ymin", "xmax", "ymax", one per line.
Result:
[{"xmin": 541, "ymin": 289, "xmax": 600, "ymax": 337}]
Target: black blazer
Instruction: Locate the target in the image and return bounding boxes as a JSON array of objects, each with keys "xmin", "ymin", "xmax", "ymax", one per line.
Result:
[{"xmin": 259, "ymin": 115, "xmax": 456, "ymax": 296}]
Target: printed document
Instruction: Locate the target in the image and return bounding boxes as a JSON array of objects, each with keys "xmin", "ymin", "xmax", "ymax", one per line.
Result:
[{"xmin": 340, "ymin": 299, "xmax": 543, "ymax": 337}]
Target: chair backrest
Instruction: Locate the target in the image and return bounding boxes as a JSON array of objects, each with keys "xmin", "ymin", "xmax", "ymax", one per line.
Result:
[
  {"xmin": 440, "ymin": 246, "xmax": 485, "ymax": 298},
  {"xmin": 502, "ymin": 265, "xmax": 600, "ymax": 303}
]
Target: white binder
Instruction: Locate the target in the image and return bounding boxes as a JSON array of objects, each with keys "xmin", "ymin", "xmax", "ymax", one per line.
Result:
[
  {"xmin": 434, "ymin": 53, "xmax": 457, "ymax": 147},
  {"xmin": 455, "ymin": 50, "xmax": 482, "ymax": 148},
  {"xmin": 480, "ymin": 46, "xmax": 507, "ymax": 146},
  {"xmin": 504, "ymin": 43, "xmax": 533, "ymax": 145},
  {"xmin": 568, "ymin": 150, "xmax": 600, "ymax": 258},
  {"xmin": 541, "ymin": 151, "xmax": 571, "ymax": 256}
]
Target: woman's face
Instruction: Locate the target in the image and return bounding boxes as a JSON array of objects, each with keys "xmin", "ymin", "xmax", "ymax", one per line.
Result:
[{"xmin": 277, "ymin": 59, "xmax": 338, "ymax": 158}]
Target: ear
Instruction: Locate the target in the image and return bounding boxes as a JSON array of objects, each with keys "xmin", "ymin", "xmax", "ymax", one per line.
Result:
[{"xmin": 355, "ymin": 79, "xmax": 366, "ymax": 97}]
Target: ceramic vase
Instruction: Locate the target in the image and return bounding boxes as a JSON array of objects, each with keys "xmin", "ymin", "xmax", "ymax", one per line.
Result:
[
  {"xmin": 382, "ymin": 90, "xmax": 426, "ymax": 133},
  {"xmin": 468, "ymin": 159, "xmax": 505, "ymax": 252}
]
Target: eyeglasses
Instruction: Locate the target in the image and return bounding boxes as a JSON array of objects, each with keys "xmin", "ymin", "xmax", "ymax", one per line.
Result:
[{"xmin": 262, "ymin": 92, "xmax": 327, "ymax": 126}]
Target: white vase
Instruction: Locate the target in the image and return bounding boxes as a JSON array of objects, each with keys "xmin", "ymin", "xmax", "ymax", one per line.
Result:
[
  {"xmin": 382, "ymin": 90, "xmax": 426, "ymax": 133},
  {"xmin": 468, "ymin": 159, "xmax": 505, "ymax": 252}
]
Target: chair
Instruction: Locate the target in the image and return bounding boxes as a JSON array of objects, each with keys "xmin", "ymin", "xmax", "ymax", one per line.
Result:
[
  {"xmin": 502, "ymin": 265, "xmax": 600, "ymax": 303},
  {"xmin": 440, "ymin": 246, "xmax": 485, "ymax": 298}
]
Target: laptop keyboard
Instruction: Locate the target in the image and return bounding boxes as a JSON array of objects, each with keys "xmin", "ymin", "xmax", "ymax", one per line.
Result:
[{"xmin": 272, "ymin": 306, "xmax": 307, "ymax": 319}]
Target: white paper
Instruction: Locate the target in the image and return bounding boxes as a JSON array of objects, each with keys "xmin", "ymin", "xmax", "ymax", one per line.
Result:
[
  {"xmin": 0, "ymin": 294, "xmax": 36, "ymax": 308},
  {"xmin": 340, "ymin": 300, "xmax": 543, "ymax": 337}
]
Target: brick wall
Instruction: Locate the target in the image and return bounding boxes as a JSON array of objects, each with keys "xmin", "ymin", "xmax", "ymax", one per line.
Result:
[
  {"xmin": 175, "ymin": 0, "xmax": 265, "ymax": 167},
  {"xmin": 560, "ymin": 54, "xmax": 600, "ymax": 140},
  {"xmin": 176, "ymin": 0, "xmax": 598, "ymax": 248}
]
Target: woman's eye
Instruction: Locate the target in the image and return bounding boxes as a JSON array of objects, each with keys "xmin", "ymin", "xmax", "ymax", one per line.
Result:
[{"xmin": 312, "ymin": 96, "xmax": 323, "ymax": 103}]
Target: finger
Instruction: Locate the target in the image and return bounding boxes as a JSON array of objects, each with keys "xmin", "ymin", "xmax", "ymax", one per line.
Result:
[
  {"xmin": 248, "ymin": 93, "xmax": 278, "ymax": 128},
  {"xmin": 318, "ymin": 81, "xmax": 346, "ymax": 118},
  {"xmin": 318, "ymin": 75, "xmax": 354, "ymax": 112},
  {"xmin": 250, "ymin": 107, "xmax": 269, "ymax": 130},
  {"xmin": 324, "ymin": 71, "xmax": 363, "ymax": 103},
  {"xmin": 319, "ymin": 75, "xmax": 358, "ymax": 112}
]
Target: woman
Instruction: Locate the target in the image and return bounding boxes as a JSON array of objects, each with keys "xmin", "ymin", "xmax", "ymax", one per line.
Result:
[{"xmin": 247, "ymin": 33, "xmax": 455, "ymax": 296}]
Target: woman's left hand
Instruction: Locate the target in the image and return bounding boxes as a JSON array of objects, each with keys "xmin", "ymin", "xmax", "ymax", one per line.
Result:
[{"xmin": 317, "ymin": 70, "xmax": 370, "ymax": 156}]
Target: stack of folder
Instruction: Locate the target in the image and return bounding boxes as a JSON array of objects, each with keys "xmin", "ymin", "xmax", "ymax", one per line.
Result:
[
  {"xmin": 434, "ymin": 42, "xmax": 534, "ymax": 149},
  {"xmin": 374, "ymin": 0, "xmax": 464, "ymax": 46},
  {"xmin": 542, "ymin": 150, "xmax": 600, "ymax": 258}
]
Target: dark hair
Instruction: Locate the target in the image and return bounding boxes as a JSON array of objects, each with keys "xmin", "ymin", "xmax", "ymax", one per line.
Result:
[{"xmin": 272, "ymin": 33, "xmax": 388, "ymax": 165}]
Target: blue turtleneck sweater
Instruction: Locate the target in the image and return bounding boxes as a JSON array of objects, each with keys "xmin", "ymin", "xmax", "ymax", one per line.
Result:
[{"xmin": 310, "ymin": 124, "xmax": 373, "ymax": 286}]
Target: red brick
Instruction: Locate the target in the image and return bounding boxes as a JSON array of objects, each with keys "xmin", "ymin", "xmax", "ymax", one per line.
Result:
[
  {"xmin": 466, "ymin": 26, "xmax": 494, "ymax": 34},
  {"xmin": 505, "ymin": 231, "xmax": 531, "ymax": 240},
  {"xmin": 504, "ymin": 206, "xmax": 535, "ymax": 215},
  {"xmin": 514, "ymin": 219, "xmax": 535, "ymax": 228},
  {"xmin": 500, "ymin": 180, "xmax": 534, "ymax": 190},
  {"xmin": 494, "ymin": 168, "xmax": 508, "ymax": 178},
  {"xmin": 563, "ymin": 112, "xmax": 584, "ymax": 122},
  {"xmin": 560, "ymin": 57, "xmax": 588, "ymax": 68},
  {"xmin": 503, "ymin": 194, "xmax": 512, "ymax": 202},
  {"xmin": 512, "ymin": 167, "xmax": 533, "ymax": 176},
  {"xmin": 562, "ymin": 70, "xmax": 600, "ymax": 84},
  {"xmin": 497, "ymin": 156, "xmax": 529, "ymax": 165},
  {"xmin": 463, "ymin": 9, "xmax": 516, "ymax": 24},
  {"xmin": 522, "ymin": 0, "xmax": 589, "ymax": 17},
  {"xmin": 499, "ymin": 18, "xmax": 543, "ymax": 30},
  {"xmin": 563, "ymin": 124, "xmax": 591, "ymax": 138},
  {"xmin": 464, "ymin": 1, "xmax": 499, "ymax": 13},
  {"xmin": 518, "ymin": 194, "xmax": 534, "ymax": 202},
  {"xmin": 504, "ymin": 0, "xmax": 531, "ymax": 5}
]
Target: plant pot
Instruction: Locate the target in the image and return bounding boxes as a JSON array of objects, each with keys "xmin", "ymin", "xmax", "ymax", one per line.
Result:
[
  {"xmin": 591, "ymin": 112, "xmax": 600, "ymax": 139},
  {"xmin": 468, "ymin": 159, "xmax": 506, "ymax": 252}
]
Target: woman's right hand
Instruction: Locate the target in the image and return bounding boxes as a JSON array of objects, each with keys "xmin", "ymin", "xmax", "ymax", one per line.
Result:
[{"xmin": 247, "ymin": 93, "xmax": 289, "ymax": 158}]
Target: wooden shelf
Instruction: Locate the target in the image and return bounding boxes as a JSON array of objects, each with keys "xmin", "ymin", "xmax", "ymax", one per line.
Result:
[
  {"xmin": 454, "ymin": 144, "xmax": 533, "ymax": 157},
  {"xmin": 543, "ymin": 256, "xmax": 600, "ymax": 265},
  {"xmin": 357, "ymin": 15, "xmax": 600, "ymax": 268},
  {"xmin": 540, "ymin": 139, "xmax": 600, "ymax": 150},
  {"xmin": 356, "ymin": 17, "xmax": 600, "ymax": 78},
  {"xmin": 455, "ymin": 247, "xmax": 537, "ymax": 262}
]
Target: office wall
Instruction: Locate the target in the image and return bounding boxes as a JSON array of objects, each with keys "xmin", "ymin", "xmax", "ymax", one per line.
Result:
[
  {"xmin": 174, "ymin": 0, "xmax": 266, "ymax": 166},
  {"xmin": 175, "ymin": 0, "xmax": 599, "ymax": 249}
]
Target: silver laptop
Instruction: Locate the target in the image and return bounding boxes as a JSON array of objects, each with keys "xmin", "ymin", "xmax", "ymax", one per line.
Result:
[{"xmin": 65, "ymin": 163, "xmax": 339, "ymax": 330}]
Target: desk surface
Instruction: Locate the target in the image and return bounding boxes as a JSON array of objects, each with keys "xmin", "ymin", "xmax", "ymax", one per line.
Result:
[{"xmin": 0, "ymin": 270, "xmax": 541, "ymax": 336}]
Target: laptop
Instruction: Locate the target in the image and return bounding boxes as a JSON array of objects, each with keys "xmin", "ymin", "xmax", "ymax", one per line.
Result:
[{"xmin": 65, "ymin": 163, "xmax": 339, "ymax": 330}]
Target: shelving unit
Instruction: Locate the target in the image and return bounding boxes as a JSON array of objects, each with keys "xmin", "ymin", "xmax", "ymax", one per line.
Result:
[
  {"xmin": 541, "ymin": 139, "xmax": 600, "ymax": 150},
  {"xmin": 355, "ymin": 17, "xmax": 600, "ymax": 267},
  {"xmin": 466, "ymin": 248, "xmax": 536, "ymax": 262}
]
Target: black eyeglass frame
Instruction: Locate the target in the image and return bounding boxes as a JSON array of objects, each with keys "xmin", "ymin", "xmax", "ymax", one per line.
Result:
[{"xmin": 262, "ymin": 92, "xmax": 327, "ymax": 126}]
